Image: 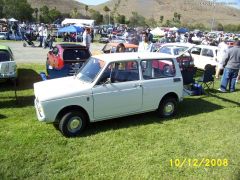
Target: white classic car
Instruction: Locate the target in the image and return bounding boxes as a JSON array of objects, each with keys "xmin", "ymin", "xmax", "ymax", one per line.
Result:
[
  {"xmin": 190, "ymin": 45, "xmax": 218, "ymax": 70},
  {"xmin": 34, "ymin": 52, "xmax": 184, "ymax": 137},
  {"xmin": 0, "ymin": 45, "xmax": 17, "ymax": 81}
]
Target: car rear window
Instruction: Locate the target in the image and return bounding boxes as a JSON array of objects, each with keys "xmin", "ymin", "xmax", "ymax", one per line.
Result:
[
  {"xmin": 0, "ymin": 50, "xmax": 10, "ymax": 62},
  {"xmin": 63, "ymin": 49, "xmax": 90, "ymax": 61}
]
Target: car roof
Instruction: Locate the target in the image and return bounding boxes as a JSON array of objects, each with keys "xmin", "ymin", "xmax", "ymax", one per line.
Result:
[
  {"xmin": 93, "ymin": 52, "xmax": 175, "ymax": 63},
  {"xmin": 0, "ymin": 45, "xmax": 11, "ymax": 51},
  {"xmin": 56, "ymin": 43, "xmax": 88, "ymax": 49},
  {"xmin": 194, "ymin": 45, "xmax": 218, "ymax": 49},
  {"xmin": 108, "ymin": 42, "xmax": 138, "ymax": 48},
  {"xmin": 161, "ymin": 42, "xmax": 195, "ymax": 48}
]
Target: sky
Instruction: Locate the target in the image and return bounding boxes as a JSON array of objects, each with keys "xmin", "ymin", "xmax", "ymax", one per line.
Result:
[{"xmin": 76, "ymin": 0, "xmax": 240, "ymax": 8}]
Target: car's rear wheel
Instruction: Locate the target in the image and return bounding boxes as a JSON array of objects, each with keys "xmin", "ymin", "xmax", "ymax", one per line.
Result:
[
  {"xmin": 157, "ymin": 97, "xmax": 177, "ymax": 118},
  {"xmin": 59, "ymin": 111, "xmax": 87, "ymax": 137}
]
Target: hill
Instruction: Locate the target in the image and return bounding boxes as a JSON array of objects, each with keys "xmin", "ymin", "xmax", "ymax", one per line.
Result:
[
  {"xmin": 27, "ymin": 0, "xmax": 240, "ymax": 27},
  {"xmin": 27, "ymin": 0, "xmax": 86, "ymax": 14},
  {"xmin": 92, "ymin": 0, "xmax": 240, "ymax": 26}
]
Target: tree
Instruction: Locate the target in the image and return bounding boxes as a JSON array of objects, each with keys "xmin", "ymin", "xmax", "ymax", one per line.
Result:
[
  {"xmin": 2, "ymin": 0, "xmax": 33, "ymax": 21},
  {"xmin": 103, "ymin": 6, "xmax": 110, "ymax": 13},
  {"xmin": 89, "ymin": 9, "xmax": 103, "ymax": 24},
  {"xmin": 217, "ymin": 23, "xmax": 224, "ymax": 31},
  {"xmin": 34, "ymin": 8, "xmax": 38, "ymax": 22},
  {"xmin": 115, "ymin": 13, "xmax": 126, "ymax": 24},
  {"xmin": 70, "ymin": 7, "xmax": 80, "ymax": 18},
  {"xmin": 159, "ymin": 16, "xmax": 164, "ymax": 24},
  {"xmin": 85, "ymin": 5, "xmax": 88, "ymax": 16},
  {"xmin": 128, "ymin": 11, "xmax": 146, "ymax": 27}
]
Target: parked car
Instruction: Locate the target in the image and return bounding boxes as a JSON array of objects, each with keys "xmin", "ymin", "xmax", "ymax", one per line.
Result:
[
  {"xmin": 102, "ymin": 42, "xmax": 138, "ymax": 53},
  {"xmin": 190, "ymin": 45, "xmax": 218, "ymax": 70},
  {"xmin": 34, "ymin": 52, "xmax": 184, "ymax": 137},
  {"xmin": 46, "ymin": 43, "xmax": 91, "ymax": 79},
  {"xmin": 157, "ymin": 43, "xmax": 195, "ymax": 70},
  {"xmin": 0, "ymin": 32, "xmax": 8, "ymax": 40},
  {"xmin": 0, "ymin": 45, "xmax": 17, "ymax": 82}
]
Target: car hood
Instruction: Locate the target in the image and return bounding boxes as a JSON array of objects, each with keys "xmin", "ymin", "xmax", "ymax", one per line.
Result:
[{"xmin": 34, "ymin": 76, "xmax": 92, "ymax": 102}]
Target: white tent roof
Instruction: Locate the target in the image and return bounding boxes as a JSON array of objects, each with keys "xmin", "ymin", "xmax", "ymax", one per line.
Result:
[
  {"xmin": 150, "ymin": 27, "xmax": 165, "ymax": 36},
  {"xmin": 169, "ymin": 27, "xmax": 178, "ymax": 31},
  {"xmin": 8, "ymin": 18, "xmax": 18, "ymax": 22},
  {"xmin": 61, "ymin": 18, "xmax": 94, "ymax": 27}
]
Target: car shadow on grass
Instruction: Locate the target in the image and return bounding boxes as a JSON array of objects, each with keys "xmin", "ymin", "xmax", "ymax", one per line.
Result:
[
  {"xmin": 79, "ymin": 97, "xmax": 224, "ymax": 137},
  {"xmin": 0, "ymin": 114, "xmax": 7, "ymax": 120},
  {"xmin": 0, "ymin": 95, "xmax": 34, "ymax": 108},
  {"xmin": 0, "ymin": 68, "xmax": 42, "ymax": 92}
]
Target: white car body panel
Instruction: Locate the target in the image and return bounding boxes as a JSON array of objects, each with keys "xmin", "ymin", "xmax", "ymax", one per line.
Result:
[
  {"xmin": 34, "ymin": 52, "xmax": 184, "ymax": 123},
  {"xmin": 191, "ymin": 45, "xmax": 218, "ymax": 70}
]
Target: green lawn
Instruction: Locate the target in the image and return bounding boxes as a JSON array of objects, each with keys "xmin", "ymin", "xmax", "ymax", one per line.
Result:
[{"xmin": 0, "ymin": 64, "xmax": 240, "ymax": 179}]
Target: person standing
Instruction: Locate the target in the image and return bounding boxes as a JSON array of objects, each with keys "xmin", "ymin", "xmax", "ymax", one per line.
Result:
[
  {"xmin": 38, "ymin": 23, "xmax": 44, "ymax": 47},
  {"xmin": 138, "ymin": 31, "xmax": 154, "ymax": 52},
  {"xmin": 215, "ymin": 39, "xmax": 229, "ymax": 79},
  {"xmin": 218, "ymin": 40, "xmax": 240, "ymax": 92},
  {"xmin": 43, "ymin": 25, "xmax": 48, "ymax": 48},
  {"xmin": 82, "ymin": 27, "xmax": 91, "ymax": 49}
]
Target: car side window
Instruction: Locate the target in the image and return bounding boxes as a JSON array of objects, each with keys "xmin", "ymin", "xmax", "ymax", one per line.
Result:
[
  {"xmin": 98, "ymin": 61, "xmax": 139, "ymax": 84},
  {"xmin": 0, "ymin": 51, "xmax": 10, "ymax": 62},
  {"xmin": 52, "ymin": 47, "xmax": 59, "ymax": 55},
  {"xmin": 191, "ymin": 47, "xmax": 201, "ymax": 55},
  {"xmin": 141, "ymin": 59, "xmax": 175, "ymax": 79},
  {"xmin": 202, "ymin": 49, "xmax": 214, "ymax": 57},
  {"xmin": 159, "ymin": 47, "xmax": 171, "ymax": 55}
]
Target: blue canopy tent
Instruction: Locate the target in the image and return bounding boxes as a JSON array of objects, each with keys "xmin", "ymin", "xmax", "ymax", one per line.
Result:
[
  {"xmin": 177, "ymin": 28, "xmax": 189, "ymax": 34},
  {"xmin": 57, "ymin": 25, "xmax": 84, "ymax": 42}
]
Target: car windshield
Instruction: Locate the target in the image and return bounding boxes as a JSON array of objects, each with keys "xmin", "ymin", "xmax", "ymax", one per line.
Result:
[
  {"xmin": 76, "ymin": 57, "xmax": 106, "ymax": 83},
  {"xmin": 0, "ymin": 50, "xmax": 10, "ymax": 62}
]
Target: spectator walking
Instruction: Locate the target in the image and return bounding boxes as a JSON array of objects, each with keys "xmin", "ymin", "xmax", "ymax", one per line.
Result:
[
  {"xmin": 215, "ymin": 39, "xmax": 229, "ymax": 79},
  {"xmin": 82, "ymin": 27, "xmax": 91, "ymax": 49},
  {"xmin": 43, "ymin": 25, "xmax": 48, "ymax": 48},
  {"xmin": 38, "ymin": 23, "xmax": 44, "ymax": 47},
  {"xmin": 138, "ymin": 31, "xmax": 154, "ymax": 52},
  {"xmin": 218, "ymin": 40, "xmax": 240, "ymax": 92}
]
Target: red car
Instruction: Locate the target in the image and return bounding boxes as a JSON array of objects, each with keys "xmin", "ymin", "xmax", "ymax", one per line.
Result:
[{"xmin": 46, "ymin": 44, "xmax": 91, "ymax": 78}]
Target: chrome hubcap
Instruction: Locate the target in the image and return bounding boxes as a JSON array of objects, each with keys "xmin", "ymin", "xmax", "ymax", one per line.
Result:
[
  {"xmin": 68, "ymin": 117, "xmax": 82, "ymax": 133},
  {"xmin": 164, "ymin": 103, "xmax": 174, "ymax": 115}
]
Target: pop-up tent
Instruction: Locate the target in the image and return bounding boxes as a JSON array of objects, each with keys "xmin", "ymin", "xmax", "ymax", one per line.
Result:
[
  {"xmin": 178, "ymin": 27, "xmax": 189, "ymax": 33},
  {"xmin": 150, "ymin": 27, "xmax": 165, "ymax": 36},
  {"xmin": 8, "ymin": 18, "xmax": 18, "ymax": 22},
  {"xmin": 58, "ymin": 25, "xmax": 84, "ymax": 33}
]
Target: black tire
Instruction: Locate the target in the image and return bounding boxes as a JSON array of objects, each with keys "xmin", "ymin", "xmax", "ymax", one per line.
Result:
[
  {"xmin": 157, "ymin": 97, "xmax": 177, "ymax": 118},
  {"xmin": 23, "ymin": 43, "xmax": 26, "ymax": 47},
  {"xmin": 163, "ymin": 65, "xmax": 171, "ymax": 75},
  {"xmin": 53, "ymin": 123, "xmax": 60, "ymax": 130},
  {"xmin": 59, "ymin": 111, "xmax": 87, "ymax": 137}
]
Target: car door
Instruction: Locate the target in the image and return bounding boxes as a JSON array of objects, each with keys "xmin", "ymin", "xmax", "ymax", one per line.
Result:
[
  {"xmin": 92, "ymin": 60, "xmax": 143, "ymax": 120},
  {"xmin": 200, "ymin": 48, "xmax": 217, "ymax": 69}
]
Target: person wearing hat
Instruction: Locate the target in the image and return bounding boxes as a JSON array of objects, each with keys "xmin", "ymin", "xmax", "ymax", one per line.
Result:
[{"xmin": 218, "ymin": 40, "xmax": 240, "ymax": 92}]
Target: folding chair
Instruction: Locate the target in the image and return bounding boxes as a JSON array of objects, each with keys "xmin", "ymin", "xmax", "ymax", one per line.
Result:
[
  {"xmin": 198, "ymin": 64, "xmax": 215, "ymax": 90},
  {"xmin": 181, "ymin": 67, "xmax": 197, "ymax": 96}
]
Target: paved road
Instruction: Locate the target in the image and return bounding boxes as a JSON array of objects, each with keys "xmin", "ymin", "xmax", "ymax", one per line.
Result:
[{"xmin": 0, "ymin": 41, "xmax": 103, "ymax": 64}]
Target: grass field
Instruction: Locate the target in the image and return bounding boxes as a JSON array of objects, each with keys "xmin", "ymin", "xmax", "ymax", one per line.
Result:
[{"xmin": 0, "ymin": 64, "xmax": 240, "ymax": 179}]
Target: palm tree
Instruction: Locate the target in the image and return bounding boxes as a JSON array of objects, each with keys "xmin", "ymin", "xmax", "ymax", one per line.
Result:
[
  {"xmin": 85, "ymin": 5, "xmax": 88, "ymax": 16},
  {"xmin": 34, "ymin": 8, "xmax": 38, "ymax": 22}
]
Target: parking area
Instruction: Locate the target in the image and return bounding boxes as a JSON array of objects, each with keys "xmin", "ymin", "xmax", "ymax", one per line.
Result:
[{"xmin": 0, "ymin": 41, "xmax": 103, "ymax": 64}]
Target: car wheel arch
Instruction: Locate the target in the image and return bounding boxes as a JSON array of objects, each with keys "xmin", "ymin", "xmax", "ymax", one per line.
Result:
[{"xmin": 55, "ymin": 105, "xmax": 90, "ymax": 124}]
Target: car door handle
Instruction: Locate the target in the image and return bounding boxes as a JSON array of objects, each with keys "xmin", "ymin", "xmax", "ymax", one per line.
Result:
[{"xmin": 134, "ymin": 84, "xmax": 142, "ymax": 87}]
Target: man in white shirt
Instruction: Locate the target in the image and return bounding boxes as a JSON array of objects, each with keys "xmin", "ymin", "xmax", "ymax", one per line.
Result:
[
  {"xmin": 82, "ymin": 27, "xmax": 91, "ymax": 49},
  {"xmin": 138, "ymin": 31, "xmax": 154, "ymax": 52},
  {"xmin": 215, "ymin": 39, "xmax": 229, "ymax": 78},
  {"xmin": 38, "ymin": 23, "xmax": 44, "ymax": 47}
]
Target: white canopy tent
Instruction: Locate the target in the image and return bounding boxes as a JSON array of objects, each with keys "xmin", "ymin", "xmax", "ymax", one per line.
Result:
[
  {"xmin": 169, "ymin": 27, "xmax": 178, "ymax": 31},
  {"xmin": 61, "ymin": 18, "xmax": 95, "ymax": 27},
  {"xmin": 8, "ymin": 18, "xmax": 18, "ymax": 22},
  {"xmin": 150, "ymin": 27, "xmax": 165, "ymax": 36}
]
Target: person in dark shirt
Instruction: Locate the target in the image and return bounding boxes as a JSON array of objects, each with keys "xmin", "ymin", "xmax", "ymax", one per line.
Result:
[{"xmin": 218, "ymin": 40, "xmax": 240, "ymax": 92}]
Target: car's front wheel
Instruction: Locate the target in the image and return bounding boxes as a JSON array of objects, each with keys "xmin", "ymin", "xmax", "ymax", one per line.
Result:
[
  {"xmin": 157, "ymin": 97, "xmax": 177, "ymax": 118},
  {"xmin": 59, "ymin": 111, "xmax": 87, "ymax": 137}
]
